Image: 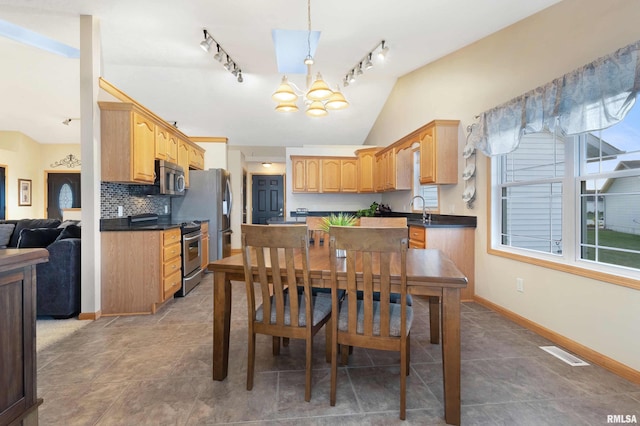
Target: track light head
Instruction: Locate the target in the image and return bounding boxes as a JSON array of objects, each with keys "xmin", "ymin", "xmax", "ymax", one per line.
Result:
[
  {"xmin": 378, "ymin": 40, "xmax": 389, "ymax": 60},
  {"xmin": 365, "ymin": 53, "xmax": 373, "ymax": 70},
  {"xmin": 213, "ymin": 44, "xmax": 223, "ymax": 61},
  {"xmin": 200, "ymin": 29, "xmax": 213, "ymax": 52},
  {"xmin": 237, "ymin": 71, "xmax": 243, "ymax": 83}
]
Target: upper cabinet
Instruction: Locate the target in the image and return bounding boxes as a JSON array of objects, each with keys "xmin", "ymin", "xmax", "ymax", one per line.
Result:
[
  {"xmin": 189, "ymin": 144, "xmax": 205, "ymax": 170},
  {"xmin": 292, "ymin": 157, "xmax": 321, "ymax": 193},
  {"xmin": 356, "ymin": 148, "xmax": 379, "ymax": 193},
  {"xmin": 100, "ymin": 100, "xmax": 209, "ymax": 185},
  {"xmin": 100, "ymin": 102, "xmax": 156, "ymax": 184},
  {"xmin": 321, "ymin": 158, "xmax": 358, "ymax": 193},
  {"xmin": 419, "ymin": 120, "xmax": 459, "ymax": 184},
  {"xmin": 374, "ymin": 145, "xmax": 411, "ymax": 192}
]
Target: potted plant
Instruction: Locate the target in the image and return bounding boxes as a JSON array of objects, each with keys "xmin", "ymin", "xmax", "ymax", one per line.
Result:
[{"xmin": 320, "ymin": 213, "xmax": 357, "ymax": 257}]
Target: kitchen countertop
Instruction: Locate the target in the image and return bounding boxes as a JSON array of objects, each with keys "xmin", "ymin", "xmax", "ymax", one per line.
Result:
[
  {"xmin": 100, "ymin": 216, "xmax": 209, "ymax": 232},
  {"xmin": 288, "ymin": 211, "xmax": 476, "ymax": 228}
]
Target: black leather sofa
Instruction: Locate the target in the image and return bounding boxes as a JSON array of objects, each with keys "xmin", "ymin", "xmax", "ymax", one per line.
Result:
[{"xmin": 0, "ymin": 218, "xmax": 81, "ymax": 318}]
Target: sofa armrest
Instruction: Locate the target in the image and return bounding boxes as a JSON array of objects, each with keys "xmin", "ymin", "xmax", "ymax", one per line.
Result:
[{"xmin": 36, "ymin": 238, "xmax": 81, "ymax": 318}]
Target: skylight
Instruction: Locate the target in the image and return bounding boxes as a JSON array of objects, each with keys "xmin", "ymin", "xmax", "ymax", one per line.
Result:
[
  {"xmin": 0, "ymin": 18, "xmax": 80, "ymax": 58},
  {"xmin": 272, "ymin": 29, "xmax": 320, "ymax": 74}
]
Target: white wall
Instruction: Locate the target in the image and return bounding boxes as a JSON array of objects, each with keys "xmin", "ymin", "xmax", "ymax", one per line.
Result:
[
  {"xmin": 365, "ymin": 0, "xmax": 640, "ymax": 371},
  {"xmin": 197, "ymin": 141, "xmax": 227, "ymax": 170},
  {"xmin": 1, "ymin": 132, "xmax": 81, "ymax": 219}
]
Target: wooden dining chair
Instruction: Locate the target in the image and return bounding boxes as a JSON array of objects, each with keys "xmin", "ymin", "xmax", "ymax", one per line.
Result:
[
  {"xmin": 241, "ymin": 224, "xmax": 332, "ymax": 402},
  {"xmin": 358, "ymin": 216, "xmax": 407, "ymax": 227},
  {"xmin": 328, "ymin": 226, "xmax": 412, "ymax": 420},
  {"xmin": 305, "ymin": 216, "xmax": 326, "ymax": 245}
]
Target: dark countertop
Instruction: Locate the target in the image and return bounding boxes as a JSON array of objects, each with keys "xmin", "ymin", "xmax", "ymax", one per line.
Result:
[
  {"xmin": 288, "ymin": 211, "xmax": 476, "ymax": 228},
  {"xmin": 100, "ymin": 216, "xmax": 209, "ymax": 232}
]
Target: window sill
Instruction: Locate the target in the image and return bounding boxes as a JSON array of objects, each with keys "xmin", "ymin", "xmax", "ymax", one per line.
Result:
[{"xmin": 488, "ymin": 246, "xmax": 640, "ymax": 291}]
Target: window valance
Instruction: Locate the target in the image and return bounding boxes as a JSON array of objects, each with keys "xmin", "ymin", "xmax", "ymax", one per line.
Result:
[{"xmin": 469, "ymin": 40, "xmax": 640, "ymax": 156}]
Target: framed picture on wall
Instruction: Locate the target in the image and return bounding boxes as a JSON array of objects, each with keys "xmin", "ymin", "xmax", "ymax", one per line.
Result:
[{"xmin": 18, "ymin": 178, "xmax": 32, "ymax": 206}]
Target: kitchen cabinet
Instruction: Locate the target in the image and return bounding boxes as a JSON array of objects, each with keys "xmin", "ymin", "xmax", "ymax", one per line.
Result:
[
  {"xmin": 408, "ymin": 225, "xmax": 474, "ymax": 301},
  {"xmin": 167, "ymin": 132, "xmax": 179, "ymax": 163},
  {"xmin": 100, "ymin": 102, "xmax": 157, "ymax": 184},
  {"xmin": 155, "ymin": 124, "xmax": 169, "ymax": 160},
  {"xmin": 178, "ymin": 138, "xmax": 191, "ymax": 188},
  {"xmin": 162, "ymin": 229, "xmax": 182, "ymax": 301},
  {"xmin": 375, "ymin": 146, "xmax": 411, "ymax": 191},
  {"xmin": 189, "ymin": 144, "xmax": 205, "ymax": 170},
  {"xmin": 356, "ymin": 147, "xmax": 379, "ymax": 193},
  {"xmin": 321, "ymin": 158, "xmax": 357, "ymax": 193},
  {"xmin": 291, "ymin": 157, "xmax": 321, "ymax": 193},
  {"xmin": 101, "ymin": 228, "xmax": 182, "ymax": 315},
  {"xmin": 419, "ymin": 120, "xmax": 459, "ymax": 184},
  {"xmin": 0, "ymin": 249, "xmax": 48, "ymax": 426},
  {"xmin": 200, "ymin": 221, "xmax": 210, "ymax": 270}
]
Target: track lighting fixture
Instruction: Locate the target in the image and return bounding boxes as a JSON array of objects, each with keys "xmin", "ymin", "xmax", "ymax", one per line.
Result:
[
  {"xmin": 199, "ymin": 28, "xmax": 244, "ymax": 83},
  {"xmin": 343, "ymin": 40, "xmax": 389, "ymax": 87},
  {"xmin": 200, "ymin": 29, "xmax": 214, "ymax": 52}
]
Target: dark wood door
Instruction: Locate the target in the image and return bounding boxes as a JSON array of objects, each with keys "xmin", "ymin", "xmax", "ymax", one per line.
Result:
[
  {"xmin": 252, "ymin": 175, "xmax": 284, "ymax": 224},
  {"xmin": 47, "ymin": 173, "xmax": 81, "ymax": 220}
]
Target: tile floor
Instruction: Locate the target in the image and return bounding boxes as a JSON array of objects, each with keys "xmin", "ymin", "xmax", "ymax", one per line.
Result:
[{"xmin": 37, "ymin": 273, "xmax": 640, "ymax": 425}]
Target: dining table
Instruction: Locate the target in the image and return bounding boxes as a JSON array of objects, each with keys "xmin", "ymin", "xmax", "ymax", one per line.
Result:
[{"xmin": 208, "ymin": 244, "xmax": 467, "ymax": 426}]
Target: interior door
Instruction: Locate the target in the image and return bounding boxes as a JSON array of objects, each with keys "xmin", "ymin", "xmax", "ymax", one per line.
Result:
[
  {"xmin": 252, "ymin": 174, "xmax": 284, "ymax": 224},
  {"xmin": 47, "ymin": 172, "xmax": 81, "ymax": 220}
]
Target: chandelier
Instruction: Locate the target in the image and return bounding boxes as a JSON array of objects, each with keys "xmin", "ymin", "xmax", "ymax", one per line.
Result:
[{"xmin": 271, "ymin": 0, "xmax": 349, "ymax": 117}]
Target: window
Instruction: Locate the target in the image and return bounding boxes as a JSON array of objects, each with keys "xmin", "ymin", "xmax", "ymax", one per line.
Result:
[
  {"xmin": 493, "ymin": 103, "xmax": 640, "ymax": 279},
  {"xmin": 412, "ymin": 149, "xmax": 438, "ymax": 211}
]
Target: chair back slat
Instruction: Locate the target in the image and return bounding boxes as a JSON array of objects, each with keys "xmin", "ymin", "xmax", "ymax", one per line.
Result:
[
  {"xmin": 241, "ymin": 224, "xmax": 310, "ymax": 328},
  {"xmin": 329, "ymin": 226, "xmax": 408, "ymax": 338}
]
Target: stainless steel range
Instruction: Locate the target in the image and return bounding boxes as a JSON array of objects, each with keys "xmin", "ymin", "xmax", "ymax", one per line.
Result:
[{"xmin": 176, "ymin": 221, "xmax": 203, "ymax": 297}]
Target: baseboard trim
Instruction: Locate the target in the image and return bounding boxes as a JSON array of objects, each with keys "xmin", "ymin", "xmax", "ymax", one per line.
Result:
[
  {"xmin": 473, "ymin": 295, "xmax": 640, "ymax": 384},
  {"xmin": 78, "ymin": 310, "xmax": 101, "ymax": 320},
  {"xmin": 230, "ymin": 248, "xmax": 241, "ymax": 256}
]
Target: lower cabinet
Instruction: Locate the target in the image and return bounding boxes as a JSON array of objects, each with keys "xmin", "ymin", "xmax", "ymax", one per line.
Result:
[
  {"xmin": 0, "ymin": 249, "xmax": 47, "ymax": 426},
  {"xmin": 408, "ymin": 225, "xmax": 475, "ymax": 301},
  {"xmin": 101, "ymin": 229, "xmax": 182, "ymax": 315}
]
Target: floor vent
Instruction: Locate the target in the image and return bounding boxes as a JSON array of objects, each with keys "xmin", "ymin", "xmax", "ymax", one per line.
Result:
[{"xmin": 540, "ymin": 346, "xmax": 589, "ymax": 366}]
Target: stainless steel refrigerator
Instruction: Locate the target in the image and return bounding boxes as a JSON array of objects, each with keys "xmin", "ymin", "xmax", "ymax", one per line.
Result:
[{"xmin": 171, "ymin": 168, "xmax": 232, "ymax": 262}]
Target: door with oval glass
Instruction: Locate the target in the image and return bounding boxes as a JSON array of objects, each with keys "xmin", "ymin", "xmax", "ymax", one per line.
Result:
[{"xmin": 47, "ymin": 172, "xmax": 81, "ymax": 220}]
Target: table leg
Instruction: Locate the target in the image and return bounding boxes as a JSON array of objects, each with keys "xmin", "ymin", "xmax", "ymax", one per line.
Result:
[
  {"xmin": 441, "ymin": 287, "xmax": 461, "ymax": 426},
  {"xmin": 429, "ymin": 296, "xmax": 440, "ymax": 344},
  {"xmin": 213, "ymin": 271, "xmax": 232, "ymax": 381}
]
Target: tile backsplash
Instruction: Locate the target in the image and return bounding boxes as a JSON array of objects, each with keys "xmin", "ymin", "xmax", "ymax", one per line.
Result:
[{"xmin": 101, "ymin": 182, "xmax": 170, "ymax": 219}]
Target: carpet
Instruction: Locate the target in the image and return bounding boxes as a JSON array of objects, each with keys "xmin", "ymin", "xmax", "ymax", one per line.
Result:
[{"xmin": 36, "ymin": 317, "xmax": 91, "ymax": 352}]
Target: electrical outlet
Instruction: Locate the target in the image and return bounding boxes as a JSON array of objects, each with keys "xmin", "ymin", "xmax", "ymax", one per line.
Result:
[
  {"xmin": 117, "ymin": 206, "xmax": 124, "ymax": 217},
  {"xmin": 164, "ymin": 205, "xmax": 169, "ymax": 214},
  {"xmin": 516, "ymin": 278, "xmax": 524, "ymax": 293}
]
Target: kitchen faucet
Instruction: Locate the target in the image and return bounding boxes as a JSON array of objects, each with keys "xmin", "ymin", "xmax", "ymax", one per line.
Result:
[{"xmin": 410, "ymin": 195, "xmax": 431, "ymax": 224}]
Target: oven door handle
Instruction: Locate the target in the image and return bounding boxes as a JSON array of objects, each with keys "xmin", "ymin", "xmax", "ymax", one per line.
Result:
[{"xmin": 183, "ymin": 233, "xmax": 202, "ymax": 243}]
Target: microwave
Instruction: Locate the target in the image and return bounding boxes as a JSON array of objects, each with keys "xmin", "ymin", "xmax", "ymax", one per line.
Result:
[{"xmin": 154, "ymin": 160, "xmax": 185, "ymax": 196}]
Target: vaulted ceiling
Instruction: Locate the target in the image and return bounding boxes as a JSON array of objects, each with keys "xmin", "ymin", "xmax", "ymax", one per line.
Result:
[{"xmin": 0, "ymin": 0, "xmax": 560, "ymax": 159}]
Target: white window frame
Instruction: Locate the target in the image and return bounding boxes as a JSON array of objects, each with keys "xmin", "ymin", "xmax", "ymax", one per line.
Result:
[{"xmin": 490, "ymin": 133, "xmax": 640, "ymax": 289}]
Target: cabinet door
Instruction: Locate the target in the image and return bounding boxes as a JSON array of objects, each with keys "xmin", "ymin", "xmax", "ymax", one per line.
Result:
[
  {"xmin": 178, "ymin": 139, "xmax": 190, "ymax": 187},
  {"xmin": 409, "ymin": 225, "xmax": 426, "ymax": 248},
  {"xmin": 341, "ymin": 159, "xmax": 358, "ymax": 192},
  {"xmin": 167, "ymin": 132, "xmax": 179, "ymax": 163},
  {"xmin": 306, "ymin": 159, "xmax": 321, "ymax": 192},
  {"xmin": 189, "ymin": 145, "xmax": 205, "ymax": 170},
  {"xmin": 374, "ymin": 154, "xmax": 385, "ymax": 192},
  {"xmin": 322, "ymin": 158, "xmax": 341, "ymax": 192},
  {"xmin": 132, "ymin": 112, "xmax": 156, "ymax": 183},
  {"xmin": 357, "ymin": 151, "xmax": 376, "ymax": 192},
  {"xmin": 291, "ymin": 158, "xmax": 307, "ymax": 192},
  {"xmin": 155, "ymin": 126, "xmax": 168, "ymax": 160},
  {"xmin": 420, "ymin": 127, "xmax": 436, "ymax": 184}
]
